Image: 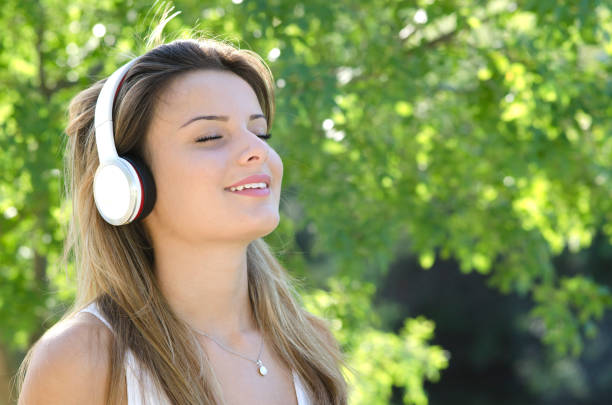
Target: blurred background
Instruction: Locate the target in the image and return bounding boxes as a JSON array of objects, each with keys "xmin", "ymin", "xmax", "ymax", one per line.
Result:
[{"xmin": 0, "ymin": 0, "xmax": 611, "ymax": 404}]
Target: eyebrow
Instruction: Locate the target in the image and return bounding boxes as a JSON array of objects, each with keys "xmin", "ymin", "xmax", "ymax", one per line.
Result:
[{"xmin": 179, "ymin": 114, "xmax": 266, "ymax": 129}]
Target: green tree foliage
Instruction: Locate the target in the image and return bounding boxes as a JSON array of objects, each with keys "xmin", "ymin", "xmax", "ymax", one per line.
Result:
[
  {"xmin": 303, "ymin": 278, "xmax": 448, "ymax": 405},
  {"xmin": 0, "ymin": 0, "xmax": 610, "ymax": 404}
]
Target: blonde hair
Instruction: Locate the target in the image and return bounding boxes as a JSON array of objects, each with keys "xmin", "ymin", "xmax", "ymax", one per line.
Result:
[{"xmin": 15, "ymin": 37, "xmax": 351, "ymax": 404}]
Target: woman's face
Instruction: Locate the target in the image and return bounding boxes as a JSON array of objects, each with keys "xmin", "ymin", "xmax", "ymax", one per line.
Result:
[{"xmin": 141, "ymin": 69, "xmax": 283, "ymax": 245}]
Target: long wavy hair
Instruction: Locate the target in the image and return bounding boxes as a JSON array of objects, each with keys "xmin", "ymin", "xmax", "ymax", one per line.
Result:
[{"xmin": 15, "ymin": 37, "xmax": 351, "ymax": 404}]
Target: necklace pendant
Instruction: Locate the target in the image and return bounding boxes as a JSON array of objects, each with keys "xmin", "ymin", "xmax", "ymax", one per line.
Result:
[{"xmin": 257, "ymin": 360, "xmax": 268, "ymax": 376}]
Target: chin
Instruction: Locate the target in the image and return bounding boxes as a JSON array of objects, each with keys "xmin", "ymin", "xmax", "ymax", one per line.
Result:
[{"xmin": 246, "ymin": 213, "xmax": 281, "ymax": 240}]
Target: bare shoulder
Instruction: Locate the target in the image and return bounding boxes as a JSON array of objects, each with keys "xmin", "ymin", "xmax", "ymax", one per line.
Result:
[{"xmin": 18, "ymin": 311, "xmax": 114, "ymax": 405}]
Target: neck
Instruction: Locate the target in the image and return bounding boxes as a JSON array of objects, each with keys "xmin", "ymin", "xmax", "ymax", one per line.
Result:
[{"xmin": 152, "ymin": 236, "xmax": 258, "ymax": 342}]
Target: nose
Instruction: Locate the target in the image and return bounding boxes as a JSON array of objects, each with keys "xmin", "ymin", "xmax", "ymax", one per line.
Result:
[{"xmin": 238, "ymin": 131, "xmax": 269, "ymax": 165}]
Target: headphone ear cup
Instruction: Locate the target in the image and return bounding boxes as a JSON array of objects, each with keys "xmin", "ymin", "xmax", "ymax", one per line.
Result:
[{"xmin": 122, "ymin": 153, "xmax": 157, "ymax": 221}]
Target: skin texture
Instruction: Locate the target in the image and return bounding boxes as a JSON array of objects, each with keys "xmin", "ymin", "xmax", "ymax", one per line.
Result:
[{"xmin": 19, "ymin": 70, "xmax": 295, "ymax": 405}]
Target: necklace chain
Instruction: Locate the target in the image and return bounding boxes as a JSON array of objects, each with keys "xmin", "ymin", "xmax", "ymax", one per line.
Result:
[{"xmin": 189, "ymin": 325, "xmax": 267, "ymax": 375}]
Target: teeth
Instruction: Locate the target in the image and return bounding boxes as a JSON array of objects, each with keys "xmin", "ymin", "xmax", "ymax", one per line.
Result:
[{"xmin": 229, "ymin": 182, "xmax": 268, "ymax": 192}]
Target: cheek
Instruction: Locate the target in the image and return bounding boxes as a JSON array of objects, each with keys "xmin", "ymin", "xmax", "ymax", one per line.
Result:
[
  {"xmin": 277, "ymin": 154, "xmax": 283, "ymax": 173},
  {"xmin": 152, "ymin": 149, "xmax": 224, "ymax": 207},
  {"xmin": 270, "ymin": 150, "xmax": 283, "ymax": 183}
]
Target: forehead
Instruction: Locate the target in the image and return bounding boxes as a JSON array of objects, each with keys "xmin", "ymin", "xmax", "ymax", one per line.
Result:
[{"xmin": 154, "ymin": 69, "xmax": 263, "ymax": 118}]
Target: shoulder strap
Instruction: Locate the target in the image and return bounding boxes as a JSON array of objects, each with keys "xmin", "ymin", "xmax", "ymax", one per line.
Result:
[
  {"xmin": 293, "ymin": 369, "xmax": 311, "ymax": 405},
  {"xmin": 79, "ymin": 301, "xmax": 171, "ymax": 404},
  {"xmin": 79, "ymin": 301, "xmax": 113, "ymax": 331}
]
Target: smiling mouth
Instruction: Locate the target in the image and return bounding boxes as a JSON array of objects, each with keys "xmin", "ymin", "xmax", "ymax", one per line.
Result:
[
  {"xmin": 225, "ymin": 183, "xmax": 268, "ymax": 191},
  {"xmin": 224, "ymin": 174, "xmax": 272, "ymax": 191},
  {"xmin": 224, "ymin": 184, "xmax": 271, "ymax": 197},
  {"xmin": 226, "ymin": 183, "xmax": 270, "ymax": 192}
]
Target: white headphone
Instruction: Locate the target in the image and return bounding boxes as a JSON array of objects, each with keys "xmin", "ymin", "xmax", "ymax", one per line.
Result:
[{"xmin": 93, "ymin": 57, "xmax": 157, "ymax": 226}]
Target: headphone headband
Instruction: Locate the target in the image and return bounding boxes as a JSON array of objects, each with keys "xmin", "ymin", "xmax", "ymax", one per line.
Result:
[{"xmin": 94, "ymin": 57, "xmax": 139, "ymax": 165}]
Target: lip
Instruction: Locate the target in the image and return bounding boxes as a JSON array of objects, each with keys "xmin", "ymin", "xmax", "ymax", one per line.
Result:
[{"xmin": 224, "ymin": 174, "xmax": 271, "ymax": 190}]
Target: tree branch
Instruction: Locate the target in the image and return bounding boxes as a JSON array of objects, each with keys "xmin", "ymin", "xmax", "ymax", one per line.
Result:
[
  {"xmin": 404, "ymin": 11, "xmax": 504, "ymax": 56},
  {"xmin": 34, "ymin": 1, "xmax": 50, "ymax": 101}
]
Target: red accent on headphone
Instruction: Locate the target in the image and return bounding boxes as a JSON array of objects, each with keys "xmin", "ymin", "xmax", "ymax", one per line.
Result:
[{"xmin": 113, "ymin": 72, "xmax": 129, "ymax": 106}]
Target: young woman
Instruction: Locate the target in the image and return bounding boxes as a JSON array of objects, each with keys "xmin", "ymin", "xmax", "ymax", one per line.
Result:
[{"xmin": 15, "ymin": 37, "xmax": 350, "ymax": 404}]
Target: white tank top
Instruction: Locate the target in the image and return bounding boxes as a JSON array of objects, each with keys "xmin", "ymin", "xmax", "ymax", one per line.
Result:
[{"xmin": 79, "ymin": 301, "xmax": 311, "ymax": 405}]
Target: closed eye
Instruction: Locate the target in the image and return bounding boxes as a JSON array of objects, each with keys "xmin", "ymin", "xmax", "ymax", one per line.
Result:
[{"xmin": 195, "ymin": 133, "xmax": 272, "ymax": 143}]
